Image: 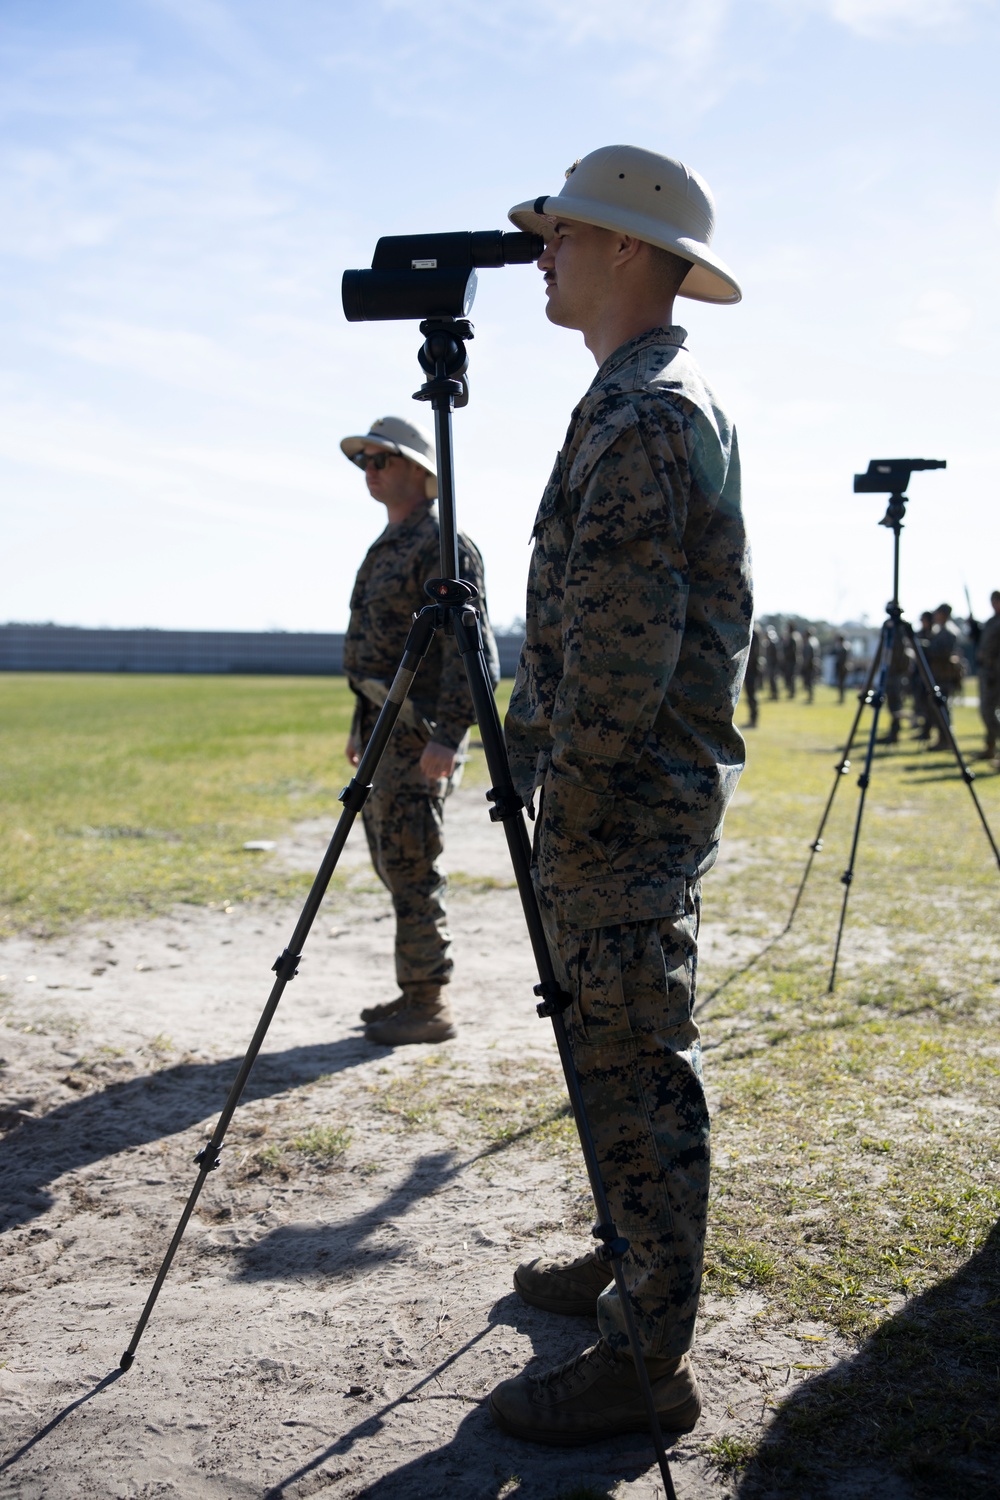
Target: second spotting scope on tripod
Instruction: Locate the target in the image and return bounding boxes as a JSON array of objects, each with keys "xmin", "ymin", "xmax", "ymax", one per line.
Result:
[{"xmin": 854, "ymin": 457, "xmax": 946, "ymax": 494}]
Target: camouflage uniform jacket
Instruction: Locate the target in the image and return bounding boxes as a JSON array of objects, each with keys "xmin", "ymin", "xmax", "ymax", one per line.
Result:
[
  {"xmin": 977, "ymin": 613, "xmax": 1000, "ymax": 686},
  {"xmin": 925, "ymin": 619, "xmax": 964, "ymax": 689},
  {"xmin": 344, "ymin": 500, "xmax": 498, "ymax": 762},
  {"xmin": 505, "ymin": 326, "xmax": 752, "ymax": 929}
]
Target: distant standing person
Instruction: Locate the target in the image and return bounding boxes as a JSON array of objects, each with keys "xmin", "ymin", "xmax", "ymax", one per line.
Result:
[
  {"xmin": 832, "ymin": 633, "xmax": 849, "ymax": 703},
  {"xmin": 782, "ymin": 623, "xmax": 800, "ymax": 698},
  {"xmin": 743, "ymin": 623, "xmax": 763, "ymax": 728},
  {"xmin": 924, "ymin": 602, "xmax": 963, "ymax": 751},
  {"xmin": 765, "ymin": 626, "xmax": 780, "ymax": 700},
  {"xmin": 912, "ymin": 610, "xmax": 935, "ymax": 739},
  {"xmin": 976, "ymin": 590, "xmax": 1000, "ymax": 762},
  {"xmin": 340, "ymin": 415, "xmax": 499, "ymax": 1045},
  {"xmin": 800, "ymin": 631, "xmax": 819, "ymax": 704}
]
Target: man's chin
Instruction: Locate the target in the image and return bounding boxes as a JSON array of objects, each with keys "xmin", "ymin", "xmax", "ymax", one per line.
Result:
[{"xmin": 544, "ymin": 298, "xmax": 575, "ymax": 330}]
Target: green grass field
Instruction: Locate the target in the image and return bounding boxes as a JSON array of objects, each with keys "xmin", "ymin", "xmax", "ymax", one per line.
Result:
[
  {"xmin": 698, "ymin": 684, "xmax": 1000, "ymax": 1495},
  {"xmin": 0, "ymin": 672, "xmax": 512, "ymax": 936},
  {"xmin": 2, "ymin": 671, "xmax": 998, "ymax": 1493}
]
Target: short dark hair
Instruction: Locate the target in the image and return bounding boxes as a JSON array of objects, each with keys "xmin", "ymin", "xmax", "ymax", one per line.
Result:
[{"xmin": 645, "ymin": 244, "xmax": 692, "ymax": 298}]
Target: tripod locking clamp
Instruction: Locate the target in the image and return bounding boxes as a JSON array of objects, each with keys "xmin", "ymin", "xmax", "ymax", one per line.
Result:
[
  {"xmin": 194, "ymin": 1144, "xmax": 222, "ymax": 1170},
  {"xmin": 533, "ymin": 979, "xmax": 572, "ymax": 1017},
  {"xmin": 272, "ymin": 948, "xmax": 302, "ymax": 982},
  {"xmin": 486, "ymin": 785, "xmax": 524, "ymax": 823},
  {"xmin": 340, "ymin": 778, "xmax": 373, "ymax": 815},
  {"xmin": 592, "ymin": 1222, "xmax": 631, "ymax": 1261}
]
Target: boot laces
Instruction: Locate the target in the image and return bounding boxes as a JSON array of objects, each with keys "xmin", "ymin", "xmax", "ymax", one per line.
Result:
[{"xmin": 532, "ymin": 1340, "xmax": 615, "ymax": 1392}]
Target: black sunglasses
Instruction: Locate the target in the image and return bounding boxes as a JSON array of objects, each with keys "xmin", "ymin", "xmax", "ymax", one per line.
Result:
[{"xmin": 351, "ymin": 450, "xmax": 399, "ymax": 471}]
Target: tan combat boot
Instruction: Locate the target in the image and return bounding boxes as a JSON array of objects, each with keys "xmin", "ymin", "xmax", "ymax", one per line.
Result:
[
  {"xmin": 359, "ymin": 994, "xmax": 408, "ymax": 1025},
  {"xmin": 364, "ymin": 984, "xmax": 455, "ymax": 1046},
  {"xmin": 488, "ymin": 1338, "xmax": 702, "ymax": 1445},
  {"xmin": 513, "ymin": 1250, "xmax": 614, "ymax": 1316}
]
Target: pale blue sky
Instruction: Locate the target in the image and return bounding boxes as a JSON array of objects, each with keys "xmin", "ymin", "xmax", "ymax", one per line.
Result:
[{"xmin": 2, "ymin": 0, "xmax": 998, "ymax": 632}]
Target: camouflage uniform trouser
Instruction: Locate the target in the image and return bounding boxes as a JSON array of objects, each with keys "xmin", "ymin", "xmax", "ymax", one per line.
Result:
[
  {"xmin": 541, "ymin": 887, "xmax": 708, "ymax": 1361},
  {"xmin": 361, "ymin": 738, "xmax": 452, "ymax": 991}
]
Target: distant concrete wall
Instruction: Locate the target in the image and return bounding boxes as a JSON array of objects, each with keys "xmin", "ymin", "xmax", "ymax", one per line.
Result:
[{"xmin": 0, "ymin": 625, "xmax": 525, "ymax": 678}]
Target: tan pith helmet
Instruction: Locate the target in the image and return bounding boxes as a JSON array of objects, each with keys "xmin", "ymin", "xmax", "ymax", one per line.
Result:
[
  {"xmin": 508, "ymin": 144, "xmax": 741, "ymax": 305},
  {"xmin": 340, "ymin": 415, "xmax": 438, "ymax": 499}
]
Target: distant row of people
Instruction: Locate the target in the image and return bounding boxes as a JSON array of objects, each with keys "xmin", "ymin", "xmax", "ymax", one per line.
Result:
[
  {"xmin": 880, "ymin": 603, "xmax": 964, "ymax": 750},
  {"xmin": 742, "ymin": 623, "xmax": 823, "ymax": 727},
  {"xmin": 741, "ymin": 598, "xmax": 1000, "ymax": 762},
  {"xmin": 881, "ymin": 595, "xmax": 1000, "ymax": 761}
]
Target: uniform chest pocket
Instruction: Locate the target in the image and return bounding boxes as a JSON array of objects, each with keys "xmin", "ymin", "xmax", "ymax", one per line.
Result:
[{"xmin": 531, "ymin": 454, "xmax": 569, "ymax": 539}]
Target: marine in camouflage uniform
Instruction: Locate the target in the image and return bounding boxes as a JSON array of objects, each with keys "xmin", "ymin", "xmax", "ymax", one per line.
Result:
[
  {"xmin": 976, "ymin": 591, "xmax": 1000, "ymax": 759},
  {"xmin": 743, "ymin": 622, "xmax": 763, "ymax": 727},
  {"xmin": 505, "ymin": 325, "xmax": 751, "ymax": 1362},
  {"xmin": 878, "ymin": 624, "xmax": 912, "ymax": 744},
  {"xmin": 924, "ymin": 602, "xmax": 964, "ymax": 750},
  {"xmin": 765, "ymin": 624, "xmax": 781, "ymax": 699},
  {"xmin": 339, "ymin": 416, "xmax": 498, "ymax": 1044},
  {"xmin": 490, "ymin": 145, "xmax": 751, "ymax": 1448},
  {"xmin": 801, "ymin": 631, "xmax": 819, "ymax": 703}
]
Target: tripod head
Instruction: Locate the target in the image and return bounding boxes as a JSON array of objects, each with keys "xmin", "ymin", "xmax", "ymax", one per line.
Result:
[
  {"xmin": 414, "ymin": 317, "xmax": 473, "ymax": 410},
  {"xmin": 854, "ymin": 457, "xmax": 946, "ymax": 532},
  {"xmin": 853, "ymin": 457, "xmax": 946, "ymax": 615}
]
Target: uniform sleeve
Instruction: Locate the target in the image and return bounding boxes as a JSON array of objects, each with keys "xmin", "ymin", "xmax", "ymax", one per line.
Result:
[
  {"xmin": 430, "ymin": 537, "xmax": 495, "ymax": 749},
  {"xmin": 534, "ymin": 413, "xmax": 698, "ymax": 894},
  {"xmin": 550, "ymin": 417, "xmax": 688, "ymax": 789}
]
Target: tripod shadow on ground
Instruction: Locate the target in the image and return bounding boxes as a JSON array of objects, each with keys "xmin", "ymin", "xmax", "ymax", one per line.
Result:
[
  {"xmin": 0, "ymin": 1370, "xmax": 125, "ymax": 1478},
  {"xmin": 0, "ymin": 1038, "xmax": 373, "ymax": 1232},
  {"xmin": 234, "ymin": 1149, "xmax": 458, "ymax": 1281},
  {"xmin": 901, "ymin": 759, "xmax": 1000, "ymax": 786},
  {"xmin": 733, "ymin": 1219, "xmax": 1000, "ymax": 1499},
  {"xmin": 233, "ymin": 1106, "xmax": 574, "ymax": 1285},
  {"xmin": 262, "ymin": 1293, "xmax": 659, "ymax": 1500}
]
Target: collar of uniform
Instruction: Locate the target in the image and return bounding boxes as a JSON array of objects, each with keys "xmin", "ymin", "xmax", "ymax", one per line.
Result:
[
  {"xmin": 591, "ymin": 325, "xmax": 689, "ymax": 387},
  {"xmin": 382, "ymin": 498, "xmax": 435, "ymax": 537}
]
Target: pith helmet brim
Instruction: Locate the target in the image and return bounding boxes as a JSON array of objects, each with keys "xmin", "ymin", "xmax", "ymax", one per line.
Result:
[
  {"xmin": 340, "ymin": 415, "xmax": 438, "ymax": 499},
  {"xmin": 508, "ymin": 144, "xmax": 741, "ymax": 305}
]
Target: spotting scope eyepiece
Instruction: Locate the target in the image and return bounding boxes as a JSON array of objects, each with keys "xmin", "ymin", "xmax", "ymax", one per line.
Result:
[
  {"xmin": 854, "ymin": 458, "xmax": 946, "ymax": 495},
  {"xmin": 342, "ymin": 230, "xmax": 545, "ymax": 322}
]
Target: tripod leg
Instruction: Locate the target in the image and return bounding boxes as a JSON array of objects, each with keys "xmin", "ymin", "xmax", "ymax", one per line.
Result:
[
  {"xmin": 451, "ymin": 605, "xmax": 679, "ymax": 1500},
  {"xmin": 828, "ymin": 622, "xmax": 896, "ymax": 991},
  {"xmin": 119, "ymin": 607, "xmax": 443, "ymax": 1369},
  {"xmin": 906, "ymin": 624, "xmax": 1000, "ymax": 870},
  {"xmin": 783, "ymin": 642, "xmax": 883, "ymax": 935}
]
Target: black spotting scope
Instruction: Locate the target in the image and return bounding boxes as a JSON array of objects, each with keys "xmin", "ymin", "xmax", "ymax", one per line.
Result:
[
  {"xmin": 854, "ymin": 458, "xmax": 946, "ymax": 495},
  {"xmin": 342, "ymin": 230, "xmax": 545, "ymax": 322}
]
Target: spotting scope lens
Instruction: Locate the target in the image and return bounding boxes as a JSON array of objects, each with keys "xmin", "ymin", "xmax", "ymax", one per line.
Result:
[{"xmin": 342, "ymin": 230, "xmax": 545, "ymax": 322}]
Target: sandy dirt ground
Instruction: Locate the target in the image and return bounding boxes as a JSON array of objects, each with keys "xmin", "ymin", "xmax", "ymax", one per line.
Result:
[{"xmin": 0, "ymin": 788, "xmax": 851, "ymax": 1500}]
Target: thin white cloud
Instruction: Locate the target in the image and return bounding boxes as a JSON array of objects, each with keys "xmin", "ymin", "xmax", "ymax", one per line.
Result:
[
  {"xmin": 807, "ymin": 0, "xmax": 990, "ymax": 36},
  {"xmin": 374, "ymin": 0, "xmax": 737, "ymax": 104}
]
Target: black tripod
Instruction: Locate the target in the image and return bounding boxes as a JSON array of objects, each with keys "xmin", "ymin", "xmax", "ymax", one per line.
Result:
[
  {"xmin": 118, "ymin": 316, "xmax": 680, "ymax": 1500},
  {"xmin": 785, "ymin": 486, "xmax": 1000, "ymax": 991}
]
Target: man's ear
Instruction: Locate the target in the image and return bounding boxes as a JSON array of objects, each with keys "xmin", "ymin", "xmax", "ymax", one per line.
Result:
[{"xmin": 614, "ymin": 233, "xmax": 644, "ymax": 266}]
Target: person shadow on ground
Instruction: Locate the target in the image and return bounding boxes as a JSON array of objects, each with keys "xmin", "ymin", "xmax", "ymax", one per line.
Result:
[
  {"xmin": 733, "ymin": 1218, "xmax": 1000, "ymax": 1498},
  {"xmin": 0, "ymin": 1037, "xmax": 372, "ymax": 1231}
]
